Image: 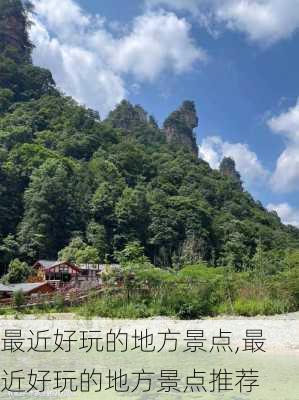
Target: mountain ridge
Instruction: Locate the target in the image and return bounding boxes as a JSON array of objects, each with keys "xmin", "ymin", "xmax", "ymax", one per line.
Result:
[{"xmin": 0, "ymin": 0, "xmax": 298, "ymax": 272}]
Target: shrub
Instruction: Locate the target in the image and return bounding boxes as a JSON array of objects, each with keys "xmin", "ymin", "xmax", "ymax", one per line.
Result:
[
  {"xmin": 75, "ymin": 261, "xmax": 299, "ymax": 318},
  {"xmin": 13, "ymin": 290, "xmax": 25, "ymax": 309},
  {"xmin": 271, "ymin": 268, "xmax": 299, "ymax": 308},
  {"xmin": 232, "ymin": 297, "xmax": 292, "ymax": 316},
  {"xmin": 52, "ymin": 294, "xmax": 65, "ymax": 312}
]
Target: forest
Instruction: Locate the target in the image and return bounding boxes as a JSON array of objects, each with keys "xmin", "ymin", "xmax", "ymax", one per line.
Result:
[{"xmin": 0, "ymin": 0, "xmax": 299, "ymax": 317}]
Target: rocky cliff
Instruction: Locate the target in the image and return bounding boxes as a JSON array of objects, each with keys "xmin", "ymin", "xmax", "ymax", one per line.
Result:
[
  {"xmin": 163, "ymin": 100, "xmax": 198, "ymax": 156},
  {"xmin": 0, "ymin": 0, "xmax": 33, "ymax": 59}
]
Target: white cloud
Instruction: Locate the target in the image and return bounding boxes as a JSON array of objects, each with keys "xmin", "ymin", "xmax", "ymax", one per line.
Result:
[
  {"xmin": 216, "ymin": 0, "xmax": 299, "ymax": 45},
  {"xmin": 148, "ymin": 0, "xmax": 203, "ymax": 14},
  {"xmin": 267, "ymin": 99, "xmax": 299, "ymax": 192},
  {"xmin": 33, "ymin": 0, "xmax": 90, "ymax": 36},
  {"xmin": 30, "ymin": 0, "xmax": 205, "ymax": 116},
  {"xmin": 268, "ymin": 99, "xmax": 299, "ymax": 141},
  {"xmin": 198, "ymin": 136, "xmax": 269, "ymax": 187},
  {"xmin": 111, "ymin": 13, "xmax": 206, "ymax": 81},
  {"xmin": 147, "ymin": 0, "xmax": 299, "ymax": 45},
  {"xmin": 267, "ymin": 203, "xmax": 299, "ymax": 227},
  {"xmin": 30, "ymin": 16, "xmax": 125, "ymax": 116},
  {"xmin": 269, "ymin": 146, "xmax": 299, "ymax": 193}
]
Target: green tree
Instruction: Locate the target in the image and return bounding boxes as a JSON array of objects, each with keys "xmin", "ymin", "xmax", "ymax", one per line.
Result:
[
  {"xmin": 0, "ymin": 88, "xmax": 14, "ymax": 113},
  {"xmin": 91, "ymin": 182, "xmax": 119, "ymax": 223},
  {"xmin": 76, "ymin": 246, "xmax": 99, "ymax": 264},
  {"xmin": 58, "ymin": 237, "xmax": 85, "ymax": 262},
  {"xmin": 0, "ymin": 234, "xmax": 19, "ymax": 270},
  {"xmin": 114, "ymin": 186, "xmax": 149, "ymax": 248},
  {"xmin": 115, "ymin": 241, "xmax": 148, "ymax": 266},
  {"xmin": 17, "ymin": 159, "xmax": 82, "ymax": 259},
  {"xmin": 285, "ymin": 250, "xmax": 299, "ymax": 269},
  {"xmin": 221, "ymin": 231, "xmax": 250, "ymax": 271},
  {"xmin": 2, "ymin": 258, "xmax": 31, "ymax": 283},
  {"xmin": 86, "ymin": 221, "xmax": 107, "ymax": 261},
  {"xmin": 0, "ymin": 161, "xmax": 21, "ymax": 240},
  {"xmin": 58, "ymin": 237, "xmax": 99, "ymax": 264}
]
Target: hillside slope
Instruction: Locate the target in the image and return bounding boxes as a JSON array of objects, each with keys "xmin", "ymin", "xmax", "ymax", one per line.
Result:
[{"xmin": 0, "ymin": 0, "xmax": 299, "ymax": 272}]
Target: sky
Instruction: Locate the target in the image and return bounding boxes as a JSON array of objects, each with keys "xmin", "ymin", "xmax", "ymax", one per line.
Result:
[{"xmin": 29, "ymin": 0, "xmax": 299, "ymax": 227}]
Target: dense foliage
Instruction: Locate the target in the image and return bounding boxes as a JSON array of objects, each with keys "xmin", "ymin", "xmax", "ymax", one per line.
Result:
[
  {"xmin": 79, "ymin": 260, "xmax": 299, "ymax": 318},
  {"xmin": 1, "ymin": 0, "xmax": 299, "ymax": 279},
  {"xmin": 2, "ymin": 257, "xmax": 31, "ymax": 283}
]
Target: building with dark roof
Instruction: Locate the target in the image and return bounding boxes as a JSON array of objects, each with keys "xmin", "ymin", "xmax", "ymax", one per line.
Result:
[{"xmin": 0, "ymin": 282, "xmax": 55, "ymax": 300}]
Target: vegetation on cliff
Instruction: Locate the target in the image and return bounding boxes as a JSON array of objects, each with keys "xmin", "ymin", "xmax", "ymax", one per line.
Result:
[{"xmin": 0, "ymin": 0, "xmax": 299, "ymax": 317}]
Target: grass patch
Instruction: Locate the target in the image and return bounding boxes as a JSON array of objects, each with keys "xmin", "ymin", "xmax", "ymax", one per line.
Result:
[{"xmin": 1, "ymin": 263, "xmax": 298, "ymax": 319}]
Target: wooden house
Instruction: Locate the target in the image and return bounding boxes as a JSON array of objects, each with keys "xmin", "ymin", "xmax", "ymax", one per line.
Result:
[{"xmin": 33, "ymin": 260, "xmax": 80, "ymax": 283}]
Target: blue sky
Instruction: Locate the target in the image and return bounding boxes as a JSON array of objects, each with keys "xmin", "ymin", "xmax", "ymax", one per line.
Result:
[{"xmin": 29, "ymin": 0, "xmax": 299, "ymax": 226}]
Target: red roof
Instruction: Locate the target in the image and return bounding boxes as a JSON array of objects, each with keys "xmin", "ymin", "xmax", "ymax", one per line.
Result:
[{"xmin": 33, "ymin": 260, "xmax": 80, "ymax": 272}]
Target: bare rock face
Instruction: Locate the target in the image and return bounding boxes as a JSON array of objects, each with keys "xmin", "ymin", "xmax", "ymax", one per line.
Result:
[
  {"xmin": 0, "ymin": 0, "xmax": 33, "ymax": 59},
  {"xmin": 219, "ymin": 157, "xmax": 243, "ymax": 190},
  {"xmin": 106, "ymin": 100, "xmax": 199, "ymax": 154},
  {"xmin": 163, "ymin": 101, "xmax": 198, "ymax": 156},
  {"xmin": 4, "ymin": 15, "xmax": 24, "ymax": 49}
]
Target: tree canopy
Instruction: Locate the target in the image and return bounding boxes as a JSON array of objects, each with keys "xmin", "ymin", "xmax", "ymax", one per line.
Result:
[{"xmin": 0, "ymin": 0, "xmax": 299, "ymax": 274}]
